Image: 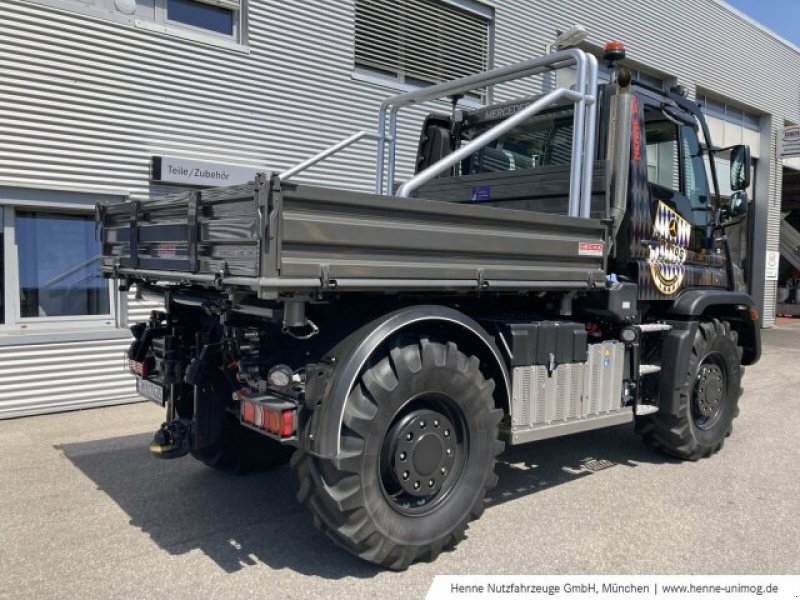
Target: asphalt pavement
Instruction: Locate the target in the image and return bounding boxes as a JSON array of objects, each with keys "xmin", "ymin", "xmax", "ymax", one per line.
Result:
[{"xmin": 1, "ymin": 325, "xmax": 799, "ymax": 599}]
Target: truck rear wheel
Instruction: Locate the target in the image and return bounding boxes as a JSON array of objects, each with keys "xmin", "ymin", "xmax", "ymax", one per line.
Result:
[
  {"xmin": 636, "ymin": 319, "xmax": 743, "ymax": 460},
  {"xmin": 190, "ymin": 371, "xmax": 294, "ymax": 474},
  {"xmin": 292, "ymin": 337, "xmax": 504, "ymax": 570}
]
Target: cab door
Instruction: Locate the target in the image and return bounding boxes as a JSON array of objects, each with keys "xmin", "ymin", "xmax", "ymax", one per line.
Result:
[{"xmin": 629, "ymin": 94, "xmax": 727, "ymax": 300}]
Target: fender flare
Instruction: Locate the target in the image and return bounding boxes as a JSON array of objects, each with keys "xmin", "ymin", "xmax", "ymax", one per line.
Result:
[
  {"xmin": 667, "ymin": 289, "xmax": 760, "ymax": 365},
  {"xmin": 304, "ymin": 305, "xmax": 511, "ymax": 459},
  {"xmin": 668, "ymin": 289, "xmax": 754, "ymax": 316}
]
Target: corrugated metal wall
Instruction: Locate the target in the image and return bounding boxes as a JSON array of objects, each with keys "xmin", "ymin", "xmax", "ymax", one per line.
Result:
[
  {"xmin": 0, "ymin": 338, "xmax": 135, "ymax": 418},
  {"xmin": 0, "ymin": 0, "xmax": 797, "ymax": 416}
]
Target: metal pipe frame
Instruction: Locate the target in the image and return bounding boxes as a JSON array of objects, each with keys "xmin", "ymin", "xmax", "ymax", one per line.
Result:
[
  {"xmin": 567, "ymin": 54, "xmax": 587, "ymax": 217},
  {"xmin": 374, "ymin": 48, "xmax": 599, "ymax": 219},
  {"xmin": 580, "ymin": 53, "xmax": 599, "ymax": 218},
  {"xmin": 280, "ymin": 131, "xmax": 378, "ymax": 181},
  {"xmin": 374, "ymin": 49, "xmax": 587, "ymax": 194}
]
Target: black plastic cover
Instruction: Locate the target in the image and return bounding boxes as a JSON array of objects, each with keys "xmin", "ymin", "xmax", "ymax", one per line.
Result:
[
  {"xmin": 501, "ymin": 321, "xmax": 588, "ymax": 367},
  {"xmin": 575, "ymin": 282, "xmax": 638, "ymax": 322},
  {"xmin": 415, "ymin": 114, "xmax": 453, "ymax": 175}
]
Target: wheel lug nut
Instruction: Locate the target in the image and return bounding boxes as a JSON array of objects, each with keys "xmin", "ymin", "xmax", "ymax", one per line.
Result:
[
  {"xmin": 399, "ymin": 452, "xmax": 406, "ymax": 461},
  {"xmin": 406, "ymin": 432, "xmax": 413, "ymax": 441},
  {"xmin": 413, "ymin": 481, "xmax": 420, "ymax": 490},
  {"xmin": 434, "ymin": 419, "xmax": 440, "ymax": 427},
  {"xmin": 444, "ymin": 429, "xmax": 450, "ymax": 437},
  {"xmin": 402, "ymin": 471, "xmax": 409, "ymax": 480},
  {"xmin": 428, "ymin": 479, "xmax": 435, "ymax": 487},
  {"xmin": 419, "ymin": 420, "xmax": 425, "ymax": 428},
  {"xmin": 446, "ymin": 448, "xmax": 452, "ymax": 456},
  {"xmin": 440, "ymin": 467, "xmax": 447, "ymax": 475}
]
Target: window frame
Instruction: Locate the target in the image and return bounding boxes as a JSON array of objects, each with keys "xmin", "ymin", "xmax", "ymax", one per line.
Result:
[
  {"xmin": 0, "ymin": 205, "xmax": 117, "ymax": 333},
  {"xmin": 699, "ymin": 94, "xmax": 761, "ymax": 132},
  {"xmin": 352, "ymin": 0, "xmax": 495, "ymax": 97},
  {"xmin": 23, "ymin": 0, "xmax": 248, "ymax": 50}
]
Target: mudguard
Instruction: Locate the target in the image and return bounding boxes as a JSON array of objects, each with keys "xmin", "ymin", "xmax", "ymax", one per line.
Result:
[
  {"xmin": 302, "ymin": 305, "xmax": 511, "ymax": 459},
  {"xmin": 669, "ymin": 289, "xmax": 755, "ymax": 316},
  {"xmin": 667, "ymin": 289, "xmax": 760, "ymax": 365}
]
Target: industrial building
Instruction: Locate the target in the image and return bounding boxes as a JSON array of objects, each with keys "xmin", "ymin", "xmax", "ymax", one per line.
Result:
[{"xmin": 0, "ymin": 0, "xmax": 798, "ymax": 416}]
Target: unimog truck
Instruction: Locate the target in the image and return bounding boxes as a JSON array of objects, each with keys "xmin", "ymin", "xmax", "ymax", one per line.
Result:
[{"xmin": 98, "ymin": 42, "xmax": 761, "ymax": 569}]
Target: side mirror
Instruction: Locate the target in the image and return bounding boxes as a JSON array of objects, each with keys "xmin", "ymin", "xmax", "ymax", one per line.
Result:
[
  {"xmin": 717, "ymin": 190, "xmax": 748, "ymax": 228},
  {"xmin": 729, "ymin": 144, "xmax": 751, "ymax": 191},
  {"xmin": 727, "ymin": 190, "xmax": 748, "ymax": 218}
]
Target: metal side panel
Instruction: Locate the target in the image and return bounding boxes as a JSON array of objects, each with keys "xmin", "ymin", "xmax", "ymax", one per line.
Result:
[
  {"xmin": 0, "ymin": 338, "xmax": 140, "ymax": 419},
  {"xmin": 584, "ymin": 341, "xmax": 625, "ymax": 414},
  {"xmin": 509, "ymin": 341, "xmax": 627, "ymax": 444},
  {"xmin": 278, "ymin": 183, "xmax": 607, "ymax": 286}
]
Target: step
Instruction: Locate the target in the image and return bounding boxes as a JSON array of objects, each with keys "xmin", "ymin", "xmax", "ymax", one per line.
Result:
[
  {"xmin": 639, "ymin": 364, "xmax": 662, "ymax": 376},
  {"xmin": 635, "ymin": 404, "xmax": 660, "ymax": 416}
]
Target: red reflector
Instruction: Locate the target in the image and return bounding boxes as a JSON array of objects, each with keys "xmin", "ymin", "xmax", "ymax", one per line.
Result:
[
  {"xmin": 241, "ymin": 400, "xmax": 256, "ymax": 425},
  {"xmin": 281, "ymin": 410, "xmax": 295, "ymax": 437},
  {"xmin": 750, "ymin": 308, "xmax": 760, "ymax": 321}
]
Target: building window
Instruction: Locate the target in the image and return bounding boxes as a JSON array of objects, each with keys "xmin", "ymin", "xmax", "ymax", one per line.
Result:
[
  {"xmin": 166, "ymin": 0, "xmax": 236, "ymax": 36},
  {"xmin": 0, "ymin": 207, "xmax": 113, "ymax": 329},
  {"xmin": 354, "ymin": 0, "xmax": 492, "ymax": 91},
  {"xmin": 27, "ymin": 0, "xmax": 244, "ymax": 43},
  {"xmin": 699, "ymin": 95, "xmax": 760, "ymax": 131},
  {"xmin": 16, "ymin": 212, "xmax": 110, "ymax": 318},
  {"xmin": 0, "ymin": 210, "xmax": 4, "ymax": 325}
]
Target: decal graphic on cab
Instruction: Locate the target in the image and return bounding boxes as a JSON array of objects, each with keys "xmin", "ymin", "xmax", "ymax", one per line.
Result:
[{"xmin": 648, "ymin": 201, "xmax": 691, "ymax": 295}]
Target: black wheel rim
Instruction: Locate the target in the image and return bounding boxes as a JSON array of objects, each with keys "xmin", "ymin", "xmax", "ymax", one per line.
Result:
[
  {"xmin": 379, "ymin": 394, "xmax": 468, "ymax": 516},
  {"xmin": 692, "ymin": 353, "xmax": 728, "ymax": 430}
]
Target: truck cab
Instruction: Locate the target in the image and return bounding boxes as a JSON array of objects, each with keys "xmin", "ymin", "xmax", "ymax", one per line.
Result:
[{"xmin": 413, "ymin": 67, "xmax": 752, "ymax": 310}]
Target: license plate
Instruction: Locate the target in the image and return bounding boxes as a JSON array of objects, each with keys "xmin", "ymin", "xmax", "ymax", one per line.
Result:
[{"xmin": 136, "ymin": 377, "xmax": 164, "ymax": 405}]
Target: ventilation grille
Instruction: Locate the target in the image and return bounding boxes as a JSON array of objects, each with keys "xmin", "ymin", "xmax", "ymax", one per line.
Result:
[{"xmin": 354, "ymin": 0, "xmax": 490, "ymax": 87}]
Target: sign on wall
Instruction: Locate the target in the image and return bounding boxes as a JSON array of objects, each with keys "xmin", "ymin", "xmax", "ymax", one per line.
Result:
[
  {"xmin": 765, "ymin": 250, "xmax": 780, "ymax": 281},
  {"xmin": 779, "ymin": 126, "xmax": 800, "ymax": 158},
  {"xmin": 151, "ymin": 156, "xmax": 261, "ymax": 187}
]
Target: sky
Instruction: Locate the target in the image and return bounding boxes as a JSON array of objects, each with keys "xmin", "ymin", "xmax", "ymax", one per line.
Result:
[{"xmin": 724, "ymin": 0, "xmax": 800, "ymax": 47}]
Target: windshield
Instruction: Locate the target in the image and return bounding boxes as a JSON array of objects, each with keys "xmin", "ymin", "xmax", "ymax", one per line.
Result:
[{"xmin": 458, "ymin": 106, "xmax": 574, "ymax": 175}]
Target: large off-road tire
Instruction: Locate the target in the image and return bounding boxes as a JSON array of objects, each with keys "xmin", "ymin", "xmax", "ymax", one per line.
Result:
[
  {"xmin": 636, "ymin": 319, "xmax": 743, "ymax": 460},
  {"xmin": 292, "ymin": 337, "xmax": 504, "ymax": 570},
  {"xmin": 190, "ymin": 371, "xmax": 294, "ymax": 474}
]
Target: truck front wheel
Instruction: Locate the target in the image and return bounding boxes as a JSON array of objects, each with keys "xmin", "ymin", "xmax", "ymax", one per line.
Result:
[
  {"xmin": 292, "ymin": 337, "xmax": 504, "ymax": 570},
  {"xmin": 636, "ymin": 319, "xmax": 743, "ymax": 460}
]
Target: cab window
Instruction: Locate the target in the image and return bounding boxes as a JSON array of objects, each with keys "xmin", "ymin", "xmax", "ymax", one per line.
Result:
[
  {"xmin": 458, "ymin": 107, "xmax": 574, "ymax": 175},
  {"xmin": 643, "ymin": 107, "xmax": 710, "ymax": 225}
]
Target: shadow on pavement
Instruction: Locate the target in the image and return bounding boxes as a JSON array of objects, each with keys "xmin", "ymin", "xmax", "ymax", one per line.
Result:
[
  {"xmin": 57, "ymin": 422, "xmax": 672, "ymax": 578},
  {"xmin": 488, "ymin": 423, "xmax": 675, "ymax": 507}
]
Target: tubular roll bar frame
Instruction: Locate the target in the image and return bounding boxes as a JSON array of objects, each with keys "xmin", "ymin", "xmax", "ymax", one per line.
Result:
[
  {"xmin": 378, "ymin": 48, "xmax": 598, "ymax": 218},
  {"xmin": 280, "ymin": 131, "xmax": 379, "ymax": 181},
  {"xmin": 277, "ymin": 49, "xmax": 599, "ymax": 219}
]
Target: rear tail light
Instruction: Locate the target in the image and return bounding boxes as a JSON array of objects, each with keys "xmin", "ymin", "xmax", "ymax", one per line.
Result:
[
  {"xmin": 126, "ymin": 357, "xmax": 149, "ymax": 377},
  {"xmin": 280, "ymin": 410, "xmax": 294, "ymax": 437},
  {"xmin": 239, "ymin": 397, "xmax": 296, "ymax": 439},
  {"xmin": 240, "ymin": 400, "xmax": 256, "ymax": 425}
]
